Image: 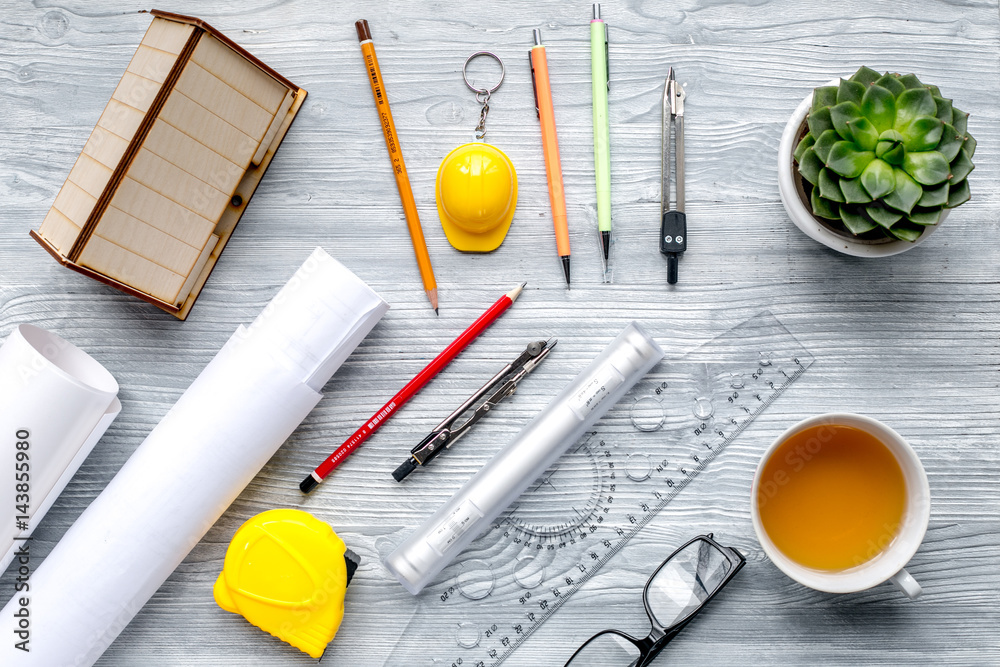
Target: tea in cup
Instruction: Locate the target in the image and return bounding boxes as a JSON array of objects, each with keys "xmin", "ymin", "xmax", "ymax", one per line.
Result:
[{"xmin": 750, "ymin": 413, "xmax": 930, "ymax": 598}]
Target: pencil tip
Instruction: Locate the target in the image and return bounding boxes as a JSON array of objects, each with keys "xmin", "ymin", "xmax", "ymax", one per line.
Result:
[
  {"xmin": 508, "ymin": 282, "xmax": 527, "ymax": 302},
  {"xmin": 561, "ymin": 256, "xmax": 571, "ymax": 286},
  {"xmin": 434, "ymin": 308, "xmax": 439, "ymax": 316}
]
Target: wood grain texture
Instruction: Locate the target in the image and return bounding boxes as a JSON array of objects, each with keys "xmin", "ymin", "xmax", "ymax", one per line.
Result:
[{"xmin": 0, "ymin": 0, "xmax": 998, "ymax": 665}]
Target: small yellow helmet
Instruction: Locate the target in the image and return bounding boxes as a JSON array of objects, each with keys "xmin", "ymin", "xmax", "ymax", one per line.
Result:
[
  {"xmin": 436, "ymin": 142, "xmax": 518, "ymax": 252},
  {"xmin": 213, "ymin": 509, "xmax": 358, "ymax": 659}
]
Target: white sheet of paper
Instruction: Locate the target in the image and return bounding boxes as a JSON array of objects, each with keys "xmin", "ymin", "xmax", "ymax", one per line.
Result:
[{"xmin": 0, "ymin": 324, "xmax": 120, "ymax": 573}]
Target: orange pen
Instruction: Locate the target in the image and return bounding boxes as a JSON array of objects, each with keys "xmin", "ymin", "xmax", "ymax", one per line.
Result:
[
  {"xmin": 529, "ymin": 29, "xmax": 571, "ymax": 286},
  {"xmin": 356, "ymin": 19, "xmax": 439, "ymax": 313}
]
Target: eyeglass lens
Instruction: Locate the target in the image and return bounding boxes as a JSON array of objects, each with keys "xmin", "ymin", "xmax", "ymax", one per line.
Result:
[
  {"xmin": 567, "ymin": 630, "xmax": 642, "ymax": 667},
  {"xmin": 645, "ymin": 538, "xmax": 732, "ymax": 628}
]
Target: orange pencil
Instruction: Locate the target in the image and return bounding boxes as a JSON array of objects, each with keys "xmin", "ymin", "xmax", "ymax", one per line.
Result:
[
  {"xmin": 356, "ymin": 19, "xmax": 439, "ymax": 313},
  {"xmin": 529, "ymin": 28, "xmax": 571, "ymax": 286}
]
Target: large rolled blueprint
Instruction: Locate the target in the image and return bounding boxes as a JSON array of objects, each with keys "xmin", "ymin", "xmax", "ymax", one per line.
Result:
[
  {"xmin": 0, "ymin": 325, "xmax": 120, "ymax": 574},
  {"xmin": 0, "ymin": 247, "xmax": 388, "ymax": 666}
]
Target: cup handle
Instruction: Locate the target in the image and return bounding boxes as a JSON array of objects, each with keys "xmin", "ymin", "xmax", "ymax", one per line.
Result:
[{"xmin": 889, "ymin": 568, "xmax": 922, "ymax": 599}]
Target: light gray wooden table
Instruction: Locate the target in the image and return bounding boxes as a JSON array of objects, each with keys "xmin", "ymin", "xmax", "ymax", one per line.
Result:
[{"xmin": 1, "ymin": 1, "xmax": 998, "ymax": 665}]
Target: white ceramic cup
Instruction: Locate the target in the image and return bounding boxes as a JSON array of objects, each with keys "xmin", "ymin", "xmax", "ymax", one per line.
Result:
[{"xmin": 751, "ymin": 413, "xmax": 930, "ymax": 599}]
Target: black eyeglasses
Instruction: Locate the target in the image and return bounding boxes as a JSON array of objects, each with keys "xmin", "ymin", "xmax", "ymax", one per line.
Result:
[{"xmin": 563, "ymin": 534, "xmax": 745, "ymax": 667}]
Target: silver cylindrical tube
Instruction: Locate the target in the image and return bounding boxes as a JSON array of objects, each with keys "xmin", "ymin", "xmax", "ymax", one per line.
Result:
[{"xmin": 385, "ymin": 322, "xmax": 664, "ymax": 594}]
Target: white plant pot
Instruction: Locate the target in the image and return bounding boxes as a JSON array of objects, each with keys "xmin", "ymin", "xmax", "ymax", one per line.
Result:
[{"xmin": 777, "ymin": 80, "xmax": 946, "ymax": 257}]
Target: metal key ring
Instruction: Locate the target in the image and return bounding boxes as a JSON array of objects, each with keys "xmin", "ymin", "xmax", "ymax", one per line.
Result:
[{"xmin": 463, "ymin": 51, "xmax": 505, "ymax": 96}]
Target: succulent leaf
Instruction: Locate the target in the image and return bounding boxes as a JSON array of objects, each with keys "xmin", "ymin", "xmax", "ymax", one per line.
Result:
[
  {"xmin": 812, "ymin": 86, "xmax": 839, "ymax": 112},
  {"xmin": 926, "ymin": 84, "xmax": 942, "ymax": 97},
  {"xmin": 850, "ymin": 66, "xmax": 881, "ymax": 86},
  {"xmin": 897, "ymin": 73, "xmax": 924, "ymax": 90},
  {"xmin": 908, "ymin": 208, "xmax": 942, "ymax": 225},
  {"xmin": 876, "ymin": 140, "xmax": 905, "ymax": 165},
  {"xmin": 946, "ymin": 179, "xmax": 971, "ymax": 208},
  {"xmin": 894, "ymin": 88, "xmax": 937, "ymax": 129},
  {"xmin": 861, "ymin": 85, "xmax": 896, "ymax": 132},
  {"xmin": 883, "ymin": 168, "xmax": 922, "ymax": 214},
  {"xmin": 807, "ymin": 107, "xmax": 835, "ymax": 138},
  {"xmin": 830, "ymin": 102, "xmax": 863, "ymax": 141},
  {"xmin": 827, "ymin": 142, "xmax": 875, "ymax": 179},
  {"xmin": 875, "ymin": 73, "xmax": 906, "ymax": 96},
  {"xmin": 860, "ymin": 158, "xmax": 895, "ymax": 199},
  {"xmin": 951, "ymin": 108, "xmax": 968, "ymax": 135},
  {"xmin": 840, "ymin": 206, "xmax": 878, "ymax": 234},
  {"xmin": 839, "ymin": 176, "xmax": 874, "ymax": 203},
  {"xmin": 813, "ymin": 129, "xmax": 840, "ymax": 162},
  {"xmin": 837, "ymin": 79, "xmax": 866, "ymax": 106},
  {"xmin": 811, "ymin": 186, "xmax": 840, "ymax": 219},
  {"xmin": 798, "ymin": 148, "xmax": 824, "ymax": 185},
  {"xmin": 901, "ymin": 116, "xmax": 944, "ymax": 152},
  {"xmin": 949, "ymin": 148, "xmax": 975, "ymax": 184},
  {"xmin": 794, "ymin": 133, "xmax": 816, "ymax": 162},
  {"xmin": 964, "ymin": 134, "xmax": 977, "ymax": 158},
  {"xmin": 818, "ymin": 168, "xmax": 846, "ymax": 202},
  {"xmin": 866, "ymin": 204, "xmax": 903, "ymax": 228},
  {"xmin": 934, "ymin": 96, "xmax": 954, "ymax": 124},
  {"xmin": 849, "ymin": 118, "xmax": 879, "ymax": 151},
  {"xmin": 903, "ymin": 150, "xmax": 950, "ymax": 185},
  {"xmin": 935, "ymin": 123, "xmax": 963, "ymax": 162},
  {"xmin": 917, "ymin": 182, "xmax": 949, "ymax": 208},
  {"xmin": 886, "ymin": 221, "xmax": 924, "ymax": 242}
]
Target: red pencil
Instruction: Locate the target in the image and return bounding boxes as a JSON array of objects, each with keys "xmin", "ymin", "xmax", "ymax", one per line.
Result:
[{"xmin": 300, "ymin": 283, "xmax": 527, "ymax": 493}]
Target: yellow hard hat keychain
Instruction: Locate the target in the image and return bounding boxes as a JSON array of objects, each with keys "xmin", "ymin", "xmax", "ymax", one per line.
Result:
[{"xmin": 437, "ymin": 52, "xmax": 518, "ymax": 252}]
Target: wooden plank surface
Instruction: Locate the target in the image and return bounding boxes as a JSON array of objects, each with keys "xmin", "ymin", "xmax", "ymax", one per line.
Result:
[{"xmin": 1, "ymin": 1, "xmax": 998, "ymax": 666}]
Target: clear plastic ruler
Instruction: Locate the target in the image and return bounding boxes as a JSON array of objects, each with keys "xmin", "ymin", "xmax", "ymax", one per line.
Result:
[{"xmin": 384, "ymin": 311, "xmax": 813, "ymax": 667}]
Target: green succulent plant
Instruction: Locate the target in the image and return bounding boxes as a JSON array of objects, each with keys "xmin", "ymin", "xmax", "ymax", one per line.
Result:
[{"xmin": 793, "ymin": 66, "xmax": 975, "ymax": 242}]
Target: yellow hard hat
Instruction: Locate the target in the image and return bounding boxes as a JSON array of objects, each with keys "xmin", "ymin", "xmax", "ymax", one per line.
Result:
[
  {"xmin": 214, "ymin": 509, "xmax": 358, "ymax": 659},
  {"xmin": 436, "ymin": 142, "xmax": 518, "ymax": 252}
]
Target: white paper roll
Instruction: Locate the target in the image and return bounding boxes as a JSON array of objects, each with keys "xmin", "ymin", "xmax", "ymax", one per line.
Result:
[
  {"xmin": 0, "ymin": 324, "xmax": 121, "ymax": 573},
  {"xmin": 0, "ymin": 248, "xmax": 388, "ymax": 666}
]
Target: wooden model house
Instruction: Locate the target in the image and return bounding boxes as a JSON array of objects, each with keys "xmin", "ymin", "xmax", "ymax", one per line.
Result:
[{"xmin": 31, "ymin": 10, "xmax": 306, "ymax": 320}]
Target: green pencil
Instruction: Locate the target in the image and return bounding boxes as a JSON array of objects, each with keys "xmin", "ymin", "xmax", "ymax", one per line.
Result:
[{"xmin": 591, "ymin": 4, "xmax": 612, "ymax": 269}]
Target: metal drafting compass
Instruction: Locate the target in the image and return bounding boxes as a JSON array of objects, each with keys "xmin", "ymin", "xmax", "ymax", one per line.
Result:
[
  {"xmin": 393, "ymin": 339, "xmax": 556, "ymax": 481},
  {"xmin": 660, "ymin": 68, "xmax": 686, "ymax": 285}
]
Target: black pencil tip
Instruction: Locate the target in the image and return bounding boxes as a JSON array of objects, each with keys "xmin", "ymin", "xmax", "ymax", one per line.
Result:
[
  {"xmin": 600, "ymin": 231, "xmax": 610, "ymax": 261},
  {"xmin": 434, "ymin": 308, "xmax": 439, "ymax": 316},
  {"xmin": 561, "ymin": 256, "xmax": 571, "ymax": 286}
]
